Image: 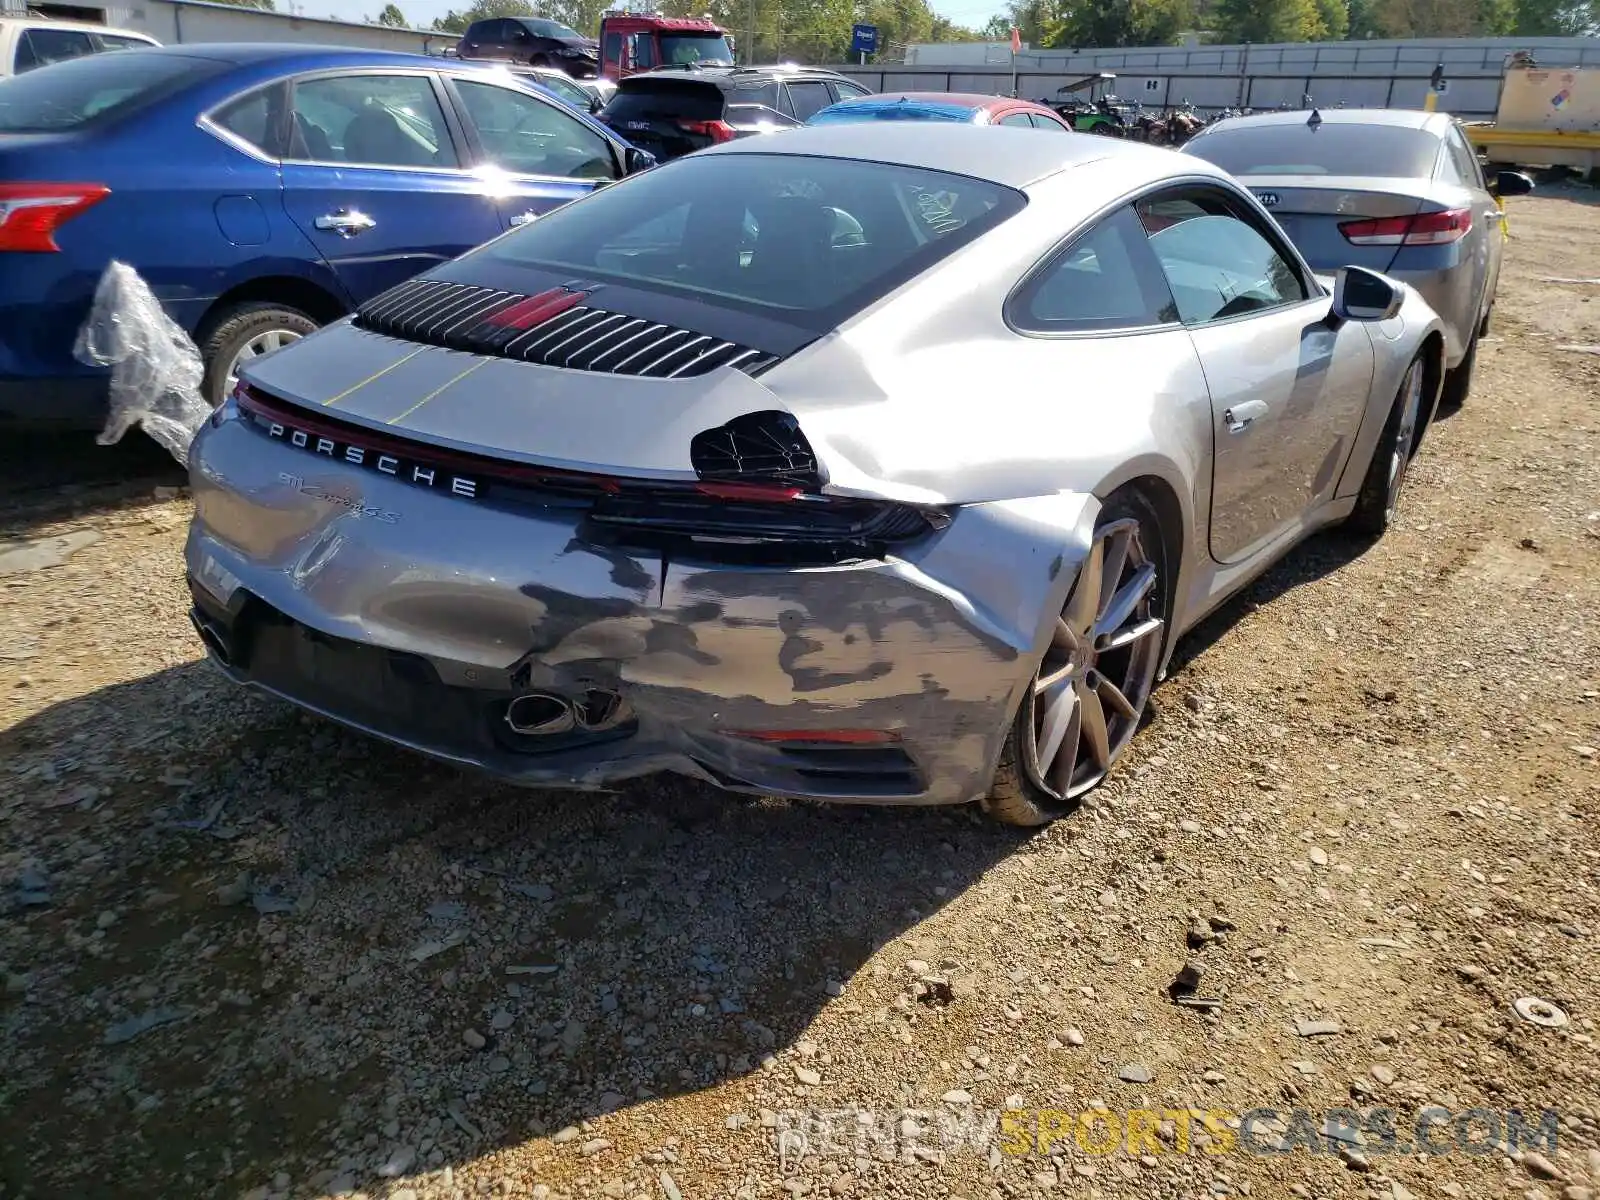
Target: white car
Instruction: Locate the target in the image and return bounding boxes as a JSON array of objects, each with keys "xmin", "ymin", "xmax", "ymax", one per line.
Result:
[{"xmin": 0, "ymin": 17, "xmax": 158, "ymax": 76}]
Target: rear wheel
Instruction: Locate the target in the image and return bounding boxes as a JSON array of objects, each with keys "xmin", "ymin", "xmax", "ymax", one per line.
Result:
[
  {"xmin": 199, "ymin": 302, "xmax": 317, "ymax": 408},
  {"xmin": 529, "ymin": 52, "xmax": 551, "ymax": 67},
  {"xmin": 981, "ymin": 490, "xmax": 1171, "ymax": 827},
  {"xmin": 1346, "ymin": 354, "xmax": 1425, "ymax": 537}
]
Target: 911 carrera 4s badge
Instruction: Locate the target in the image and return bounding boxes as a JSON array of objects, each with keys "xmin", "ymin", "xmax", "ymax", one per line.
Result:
[{"xmin": 263, "ymin": 419, "xmax": 480, "ymax": 502}]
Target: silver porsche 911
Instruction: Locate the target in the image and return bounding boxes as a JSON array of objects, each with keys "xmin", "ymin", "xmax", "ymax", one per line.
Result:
[{"xmin": 184, "ymin": 124, "xmax": 1447, "ymax": 825}]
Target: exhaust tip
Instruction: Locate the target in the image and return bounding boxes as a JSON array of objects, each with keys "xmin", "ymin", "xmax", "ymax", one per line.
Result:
[
  {"xmin": 191, "ymin": 614, "xmax": 234, "ymax": 667},
  {"xmin": 505, "ymin": 692, "xmax": 576, "ymax": 737}
]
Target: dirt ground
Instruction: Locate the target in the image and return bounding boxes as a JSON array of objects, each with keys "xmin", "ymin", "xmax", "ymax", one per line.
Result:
[{"xmin": 2, "ymin": 191, "xmax": 1598, "ymax": 1200}]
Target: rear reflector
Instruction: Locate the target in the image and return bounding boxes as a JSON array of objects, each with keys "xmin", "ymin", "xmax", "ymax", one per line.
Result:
[
  {"xmin": 677, "ymin": 118, "xmax": 736, "ymax": 143},
  {"xmin": 0, "ymin": 183, "xmax": 110, "ymax": 253},
  {"xmin": 1339, "ymin": 207, "xmax": 1472, "ymax": 247}
]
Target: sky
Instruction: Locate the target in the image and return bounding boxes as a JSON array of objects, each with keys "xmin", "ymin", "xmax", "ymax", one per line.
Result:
[{"xmin": 303, "ymin": 0, "xmax": 1003, "ymax": 37}]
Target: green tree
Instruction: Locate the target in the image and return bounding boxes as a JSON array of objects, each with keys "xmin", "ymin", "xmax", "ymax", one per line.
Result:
[
  {"xmin": 1513, "ymin": 0, "xmax": 1597, "ymax": 32},
  {"xmin": 1345, "ymin": 0, "xmax": 1385, "ymax": 35},
  {"xmin": 431, "ymin": 0, "xmax": 534, "ymax": 35},
  {"xmin": 374, "ymin": 2, "xmax": 407, "ymax": 24},
  {"xmin": 1054, "ymin": 0, "xmax": 1194, "ymax": 47},
  {"xmin": 208, "ymin": 0, "xmax": 277, "ymax": 10},
  {"xmin": 1313, "ymin": 0, "xmax": 1349, "ymax": 37},
  {"xmin": 1210, "ymin": 0, "xmax": 1324, "ymax": 40}
]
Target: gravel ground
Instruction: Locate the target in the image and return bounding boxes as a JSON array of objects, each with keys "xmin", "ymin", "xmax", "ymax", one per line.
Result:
[{"xmin": 3, "ymin": 191, "xmax": 1598, "ymax": 1200}]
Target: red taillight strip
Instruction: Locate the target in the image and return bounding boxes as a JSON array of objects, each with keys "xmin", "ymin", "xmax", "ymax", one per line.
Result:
[
  {"xmin": 0, "ymin": 183, "xmax": 110, "ymax": 253},
  {"xmin": 234, "ymin": 382, "xmax": 810, "ymax": 504},
  {"xmin": 1338, "ymin": 207, "xmax": 1473, "ymax": 247}
]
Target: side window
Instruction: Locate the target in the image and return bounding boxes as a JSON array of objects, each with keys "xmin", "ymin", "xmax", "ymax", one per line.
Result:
[
  {"xmin": 998, "ymin": 112, "xmax": 1034, "ymax": 128},
  {"xmin": 1029, "ymin": 112, "xmax": 1070, "ymax": 132},
  {"xmin": 212, "ymin": 86, "xmax": 282, "ymax": 157},
  {"xmin": 455, "ymin": 80, "xmax": 617, "ymax": 180},
  {"xmin": 1445, "ymin": 127, "xmax": 1483, "ymax": 188},
  {"xmin": 831, "ymin": 80, "xmax": 870, "ymax": 100},
  {"xmin": 602, "ymin": 32, "xmax": 622, "ymax": 66},
  {"xmin": 1012, "ymin": 205, "xmax": 1178, "ymax": 333},
  {"xmin": 18, "ymin": 28, "xmax": 95, "ymax": 72},
  {"xmin": 291, "ymin": 74, "xmax": 458, "ymax": 169},
  {"xmin": 628, "ymin": 33, "xmax": 656, "ymax": 69},
  {"xmin": 505, "ymin": 20, "xmax": 532, "ymax": 44},
  {"xmin": 1137, "ymin": 191, "xmax": 1309, "ymax": 325},
  {"xmin": 94, "ymin": 34, "xmax": 152, "ymax": 51},
  {"xmin": 543, "ymin": 75, "xmax": 592, "ymax": 110},
  {"xmin": 784, "ymin": 80, "xmax": 832, "ymax": 121}
]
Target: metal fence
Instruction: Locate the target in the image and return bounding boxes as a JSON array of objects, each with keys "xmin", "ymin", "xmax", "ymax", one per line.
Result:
[{"xmin": 838, "ymin": 36, "xmax": 1600, "ymax": 121}]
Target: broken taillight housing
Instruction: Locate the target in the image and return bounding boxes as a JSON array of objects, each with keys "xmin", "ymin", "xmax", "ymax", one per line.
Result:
[
  {"xmin": 690, "ymin": 409, "xmax": 820, "ymax": 490},
  {"xmin": 1339, "ymin": 207, "xmax": 1472, "ymax": 247},
  {"xmin": 0, "ymin": 183, "xmax": 110, "ymax": 252}
]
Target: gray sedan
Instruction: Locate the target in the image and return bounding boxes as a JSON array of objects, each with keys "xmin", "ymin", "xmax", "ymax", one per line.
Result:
[{"xmin": 1181, "ymin": 107, "xmax": 1532, "ymax": 407}]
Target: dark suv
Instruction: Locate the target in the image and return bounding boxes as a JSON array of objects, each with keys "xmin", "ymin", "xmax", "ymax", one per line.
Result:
[
  {"xmin": 596, "ymin": 64, "xmax": 870, "ymax": 161},
  {"xmin": 456, "ymin": 17, "xmax": 599, "ymax": 77}
]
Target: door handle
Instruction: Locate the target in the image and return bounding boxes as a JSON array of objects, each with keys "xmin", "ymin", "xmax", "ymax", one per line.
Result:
[
  {"xmin": 509, "ymin": 210, "xmax": 539, "ymax": 227},
  {"xmin": 313, "ymin": 210, "xmax": 376, "ymax": 237},
  {"xmin": 1224, "ymin": 400, "xmax": 1269, "ymax": 433}
]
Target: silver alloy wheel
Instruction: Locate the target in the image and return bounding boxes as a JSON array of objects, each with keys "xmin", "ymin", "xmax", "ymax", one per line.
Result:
[
  {"xmin": 1021, "ymin": 516, "xmax": 1164, "ymax": 801},
  {"xmin": 1385, "ymin": 362, "xmax": 1425, "ymax": 523},
  {"xmin": 223, "ymin": 328, "xmax": 303, "ymax": 399}
]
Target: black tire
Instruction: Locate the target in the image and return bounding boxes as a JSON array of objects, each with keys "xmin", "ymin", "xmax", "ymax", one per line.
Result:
[
  {"xmin": 198, "ymin": 302, "xmax": 319, "ymax": 408},
  {"xmin": 1438, "ymin": 330, "xmax": 1477, "ymax": 411},
  {"xmin": 528, "ymin": 53, "xmax": 550, "ymax": 68},
  {"xmin": 1346, "ymin": 354, "xmax": 1425, "ymax": 537},
  {"xmin": 980, "ymin": 488, "xmax": 1173, "ymax": 827}
]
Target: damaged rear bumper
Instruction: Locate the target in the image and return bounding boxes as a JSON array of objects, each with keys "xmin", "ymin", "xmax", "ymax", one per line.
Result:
[{"xmin": 183, "ymin": 405, "xmax": 1097, "ymax": 804}]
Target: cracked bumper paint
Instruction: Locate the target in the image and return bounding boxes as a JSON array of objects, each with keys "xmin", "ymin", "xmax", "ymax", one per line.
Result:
[{"xmin": 184, "ymin": 409, "xmax": 1097, "ymax": 804}]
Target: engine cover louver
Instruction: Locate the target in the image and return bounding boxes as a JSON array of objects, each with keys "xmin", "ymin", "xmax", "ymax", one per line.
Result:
[{"xmin": 354, "ymin": 279, "xmax": 780, "ymax": 380}]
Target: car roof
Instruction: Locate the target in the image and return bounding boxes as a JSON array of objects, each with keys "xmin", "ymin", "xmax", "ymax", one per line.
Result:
[
  {"xmin": 1206, "ymin": 107, "xmax": 1448, "ymax": 134},
  {"xmin": 72, "ymin": 41, "xmax": 453, "ymax": 69},
  {"xmin": 844, "ymin": 91, "xmax": 1044, "ymax": 112},
  {"xmin": 703, "ymin": 121, "xmax": 1226, "ymax": 189},
  {"xmin": 626, "ymin": 63, "xmax": 844, "ymax": 84},
  {"xmin": 0, "ymin": 16, "xmax": 154, "ymax": 35}
]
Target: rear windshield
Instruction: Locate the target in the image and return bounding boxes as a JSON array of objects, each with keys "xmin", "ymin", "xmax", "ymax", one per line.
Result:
[
  {"xmin": 0, "ymin": 51, "xmax": 214, "ymax": 132},
  {"xmin": 1185, "ymin": 122, "xmax": 1440, "ymax": 178},
  {"xmin": 526, "ymin": 18, "xmax": 583, "ymax": 39},
  {"xmin": 603, "ymin": 78, "xmax": 725, "ymax": 122},
  {"xmin": 659, "ymin": 34, "xmax": 732, "ymax": 66},
  {"xmin": 477, "ymin": 151, "xmax": 1024, "ymax": 326}
]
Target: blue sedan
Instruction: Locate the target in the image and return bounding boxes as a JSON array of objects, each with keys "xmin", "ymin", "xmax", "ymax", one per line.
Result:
[{"xmin": 0, "ymin": 44, "xmax": 652, "ymax": 425}]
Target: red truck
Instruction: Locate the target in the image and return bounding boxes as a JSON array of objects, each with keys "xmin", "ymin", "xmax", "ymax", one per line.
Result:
[{"xmin": 598, "ymin": 9, "xmax": 735, "ymax": 79}]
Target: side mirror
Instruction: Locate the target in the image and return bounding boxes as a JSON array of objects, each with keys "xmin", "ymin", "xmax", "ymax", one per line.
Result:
[
  {"xmin": 1332, "ymin": 266, "xmax": 1403, "ymax": 322},
  {"xmin": 589, "ymin": 95, "xmax": 604, "ymax": 114},
  {"xmin": 1492, "ymin": 169, "xmax": 1534, "ymax": 197},
  {"xmin": 623, "ymin": 145, "xmax": 656, "ymax": 174}
]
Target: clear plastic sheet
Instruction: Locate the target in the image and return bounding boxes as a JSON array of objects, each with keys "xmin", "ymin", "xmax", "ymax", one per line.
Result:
[{"xmin": 72, "ymin": 261, "xmax": 209, "ymax": 465}]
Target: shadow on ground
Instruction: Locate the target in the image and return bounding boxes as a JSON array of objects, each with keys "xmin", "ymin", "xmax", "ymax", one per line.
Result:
[
  {"xmin": 0, "ymin": 431, "xmax": 183, "ymax": 536},
  {"xmin": 0, "ymin": 659, "xmax": 1029, "ymax": 1197}
]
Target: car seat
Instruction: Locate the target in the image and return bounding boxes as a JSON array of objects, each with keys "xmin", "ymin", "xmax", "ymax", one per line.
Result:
[{"xmin": 342, "ymin": 107, "xmax": 433, "ymax": 167}]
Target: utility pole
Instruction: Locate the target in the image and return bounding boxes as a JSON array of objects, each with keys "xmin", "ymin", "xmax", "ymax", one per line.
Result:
[{"xmin": 746, "ymin": 0, "xmax": 756, "ymax": 63}]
